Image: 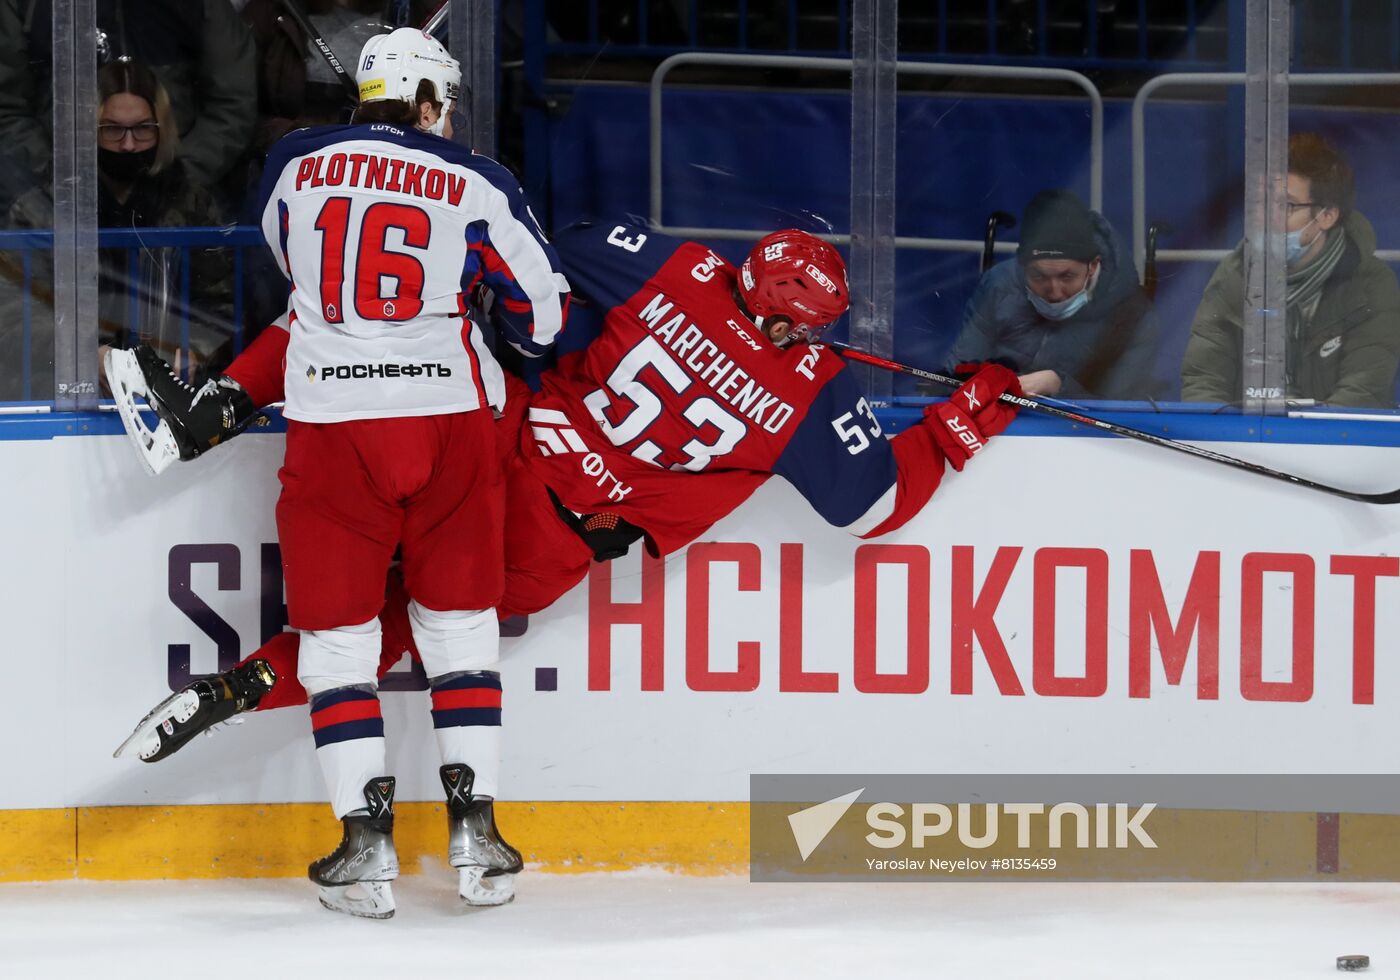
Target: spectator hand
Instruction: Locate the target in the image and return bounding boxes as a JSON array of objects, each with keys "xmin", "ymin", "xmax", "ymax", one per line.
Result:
[
  {"xmin": 926, "ymin": 363, "xmax": 1022, "ymax": 471},
  {"xmin": 1018, "ymin": 369, "xmax": 1062, "ymax": 397}
]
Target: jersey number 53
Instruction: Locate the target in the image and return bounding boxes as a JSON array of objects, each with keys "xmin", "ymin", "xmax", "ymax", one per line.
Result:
[{"xmin": 583, "ymin": 336, "xmax": 747, "ymax": 472}]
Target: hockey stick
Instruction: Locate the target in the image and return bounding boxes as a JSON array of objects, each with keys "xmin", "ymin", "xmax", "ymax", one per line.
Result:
[
  {"xmin": 277, "ymin": 0, "xmax": 361, "ymax": 107},
  {"xmin": 827, "ymin": 341, "xmax": 1400, "ymax": 505}
]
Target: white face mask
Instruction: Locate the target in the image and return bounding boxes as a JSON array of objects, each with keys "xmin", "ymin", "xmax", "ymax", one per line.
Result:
[
  {"xmin": 1027, "ymin": 265, "xmax": 1099, "ymax": 321},
  {"xmin": 1285, "ymin": 216, "xmax": 1319, "ymax": 266}
]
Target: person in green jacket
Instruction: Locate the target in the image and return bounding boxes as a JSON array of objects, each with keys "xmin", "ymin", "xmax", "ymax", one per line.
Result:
[{"xmin": 1180, "ymin": 132, "xmax": 1400, "ymax": 408}]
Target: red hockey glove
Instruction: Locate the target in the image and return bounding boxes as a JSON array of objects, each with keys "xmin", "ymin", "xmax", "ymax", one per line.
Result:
[{"xmin": 926, "ymin": 362, "xmax": 1022, "ymax": 471}]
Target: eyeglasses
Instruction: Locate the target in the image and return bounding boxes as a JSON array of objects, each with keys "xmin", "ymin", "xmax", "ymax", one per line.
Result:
[
  {"xmin": 98, "ymin": 122, "xmax": 159, "ymax": 145},
  {"xmin": 1285, "ymin": 201, "xmax": 1320, "ymax": 215}
]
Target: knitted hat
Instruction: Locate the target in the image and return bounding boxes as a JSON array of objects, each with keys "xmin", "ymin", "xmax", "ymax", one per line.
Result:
[{"xmin": 1016, "ymin": 190, "xmax": 1099, "ymax": 264}]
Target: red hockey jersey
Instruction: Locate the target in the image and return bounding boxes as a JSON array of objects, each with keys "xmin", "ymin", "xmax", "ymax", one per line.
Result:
[{"xmin": 526, "ymin": 222, "xmax": 949, "ymax": 556}]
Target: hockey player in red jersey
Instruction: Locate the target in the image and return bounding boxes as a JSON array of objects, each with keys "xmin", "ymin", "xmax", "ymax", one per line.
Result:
[
  {"xmin": 112, "ymin": 221, "xmax": 1018, "ymax": 855},
  {"xmin": 109, "ymin": 27, "xmax": 567, "ymax": 918}
]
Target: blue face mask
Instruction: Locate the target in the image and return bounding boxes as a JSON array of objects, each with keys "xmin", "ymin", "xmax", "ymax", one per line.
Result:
[
  {"xmin": 1027, "ymin": 266, "xmax": 1098, "ymax": 321},
  {"xmin": 1285, "ymin": 217, "xmax": 1319, "ymax": 266}
]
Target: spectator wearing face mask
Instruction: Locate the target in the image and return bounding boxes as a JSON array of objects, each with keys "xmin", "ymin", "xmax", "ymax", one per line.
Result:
[
  {"xmin": 1181, "ymin": 132, "xmax": 1400, "ymax": 408},
  {"xmin": 0, "ymin": 59, "xmax": 230, "ymax": 398},
  {"xmin": 944, "ymin": 189, "xmax": 1163, "ymax": 400},
  {"xmin": 0, "ymin": 0, "xmax": 256, "ymax": 210}
]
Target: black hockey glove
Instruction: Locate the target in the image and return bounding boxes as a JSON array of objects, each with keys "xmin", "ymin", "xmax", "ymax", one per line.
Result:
[{"xmin": 546, "ymin": 487, "xmax": 648, "ymax": 562}]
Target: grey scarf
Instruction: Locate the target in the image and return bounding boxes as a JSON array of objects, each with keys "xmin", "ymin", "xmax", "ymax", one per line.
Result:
[{"xmin": 1285, "ymin": 227, "xmax": 1347, "ymax": 390}]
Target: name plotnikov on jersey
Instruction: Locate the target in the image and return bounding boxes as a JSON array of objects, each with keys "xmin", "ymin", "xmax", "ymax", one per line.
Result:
[
  {"xmin": 294, "ymin": 151, "xmax": 468, "ymax": 206},
  {"xmin": 638, "ymin": 292, "xmax": 795, "ymax": 433}
]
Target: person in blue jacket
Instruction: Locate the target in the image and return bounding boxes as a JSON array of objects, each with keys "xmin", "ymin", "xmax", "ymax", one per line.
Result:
[{"xmin": 946, "ymin": 189, "xmax": 1164, "ymax": 400}]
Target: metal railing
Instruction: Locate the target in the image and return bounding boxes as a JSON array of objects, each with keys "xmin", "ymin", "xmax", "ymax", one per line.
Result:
[
  {"xmin": 650, "ymin": 51, "xmax": 1103, "ymax": 249},
  {"xmin": 1132, "ymin": 71, "xmax": 1400, "ymax": 273},
  {"xmin": 0, "ymin": 225, "xmax": 265, "ymax": 402}
]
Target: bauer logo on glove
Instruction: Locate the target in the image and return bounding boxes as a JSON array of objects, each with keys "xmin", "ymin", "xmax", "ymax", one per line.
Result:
[
  {"xmin": 941, "ymin": 414, "xmax": 986, "ymax": 455},
  {"xmin": 925, "ymin": 363, "xmax": 1022, "ymax": 471}
]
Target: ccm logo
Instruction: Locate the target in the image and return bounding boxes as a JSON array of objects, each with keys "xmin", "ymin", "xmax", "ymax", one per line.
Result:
[{"xmin": 944, "ymin": 415, "xmax": 984, "ymax": 453}]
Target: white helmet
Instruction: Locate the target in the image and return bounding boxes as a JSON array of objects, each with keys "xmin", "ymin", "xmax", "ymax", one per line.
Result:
[{"xmin": 356, "ymin": 28, "xmax": 461, "ymax": 137}]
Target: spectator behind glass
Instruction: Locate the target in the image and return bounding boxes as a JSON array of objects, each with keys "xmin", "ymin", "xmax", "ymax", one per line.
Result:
[
  {"xmin": 0, "ymin": 60, "xmax": 231, "ymax": 399},
  {"xmin": 242, "ymin": 0, "xmax": 388, "ymax": 161},
  {"xmin": 0, "ymin": 0, "xmax": 256, "ymax": 211},
  {"xmin": 943, "ymin": 190, "xmax": 1164, "ymax": 400},
  {"xmin": 1181, "ymin": 132, "xmax": 1400, "ymax": 408}
]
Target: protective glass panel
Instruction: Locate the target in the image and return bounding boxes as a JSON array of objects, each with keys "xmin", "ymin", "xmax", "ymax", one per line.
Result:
[
  {"xmin": 1277, "ymin": 1, "xmax": 1400, "ymax": 419},
  {"xmin": 80, "ymin": 1, "xmax": 393, "ymax": 392},
  {"xmin": 535, "ymin": 1, "xmax": 856, "ymax": 367},
  {"xmin": 888, "ymin": 2, "xmax": 1244, "ymax": 414},
  {"xmin": 0, "ymin": 1, "xmax": 60, "ymax": 406}
]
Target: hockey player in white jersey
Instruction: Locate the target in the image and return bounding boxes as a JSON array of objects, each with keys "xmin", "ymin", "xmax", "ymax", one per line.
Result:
[{"xmin": 106, "ymin": 27, "xmax": 567, "ymax": 918}]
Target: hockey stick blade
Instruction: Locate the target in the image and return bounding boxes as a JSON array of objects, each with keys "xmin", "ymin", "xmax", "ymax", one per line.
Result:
[{"xmin": 827, "ymin": 341, "xmax": 1400, "ymax": 505}]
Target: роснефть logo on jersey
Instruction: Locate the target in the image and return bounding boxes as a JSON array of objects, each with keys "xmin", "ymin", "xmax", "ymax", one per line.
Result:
[{"xmin": 310, "ymin": 362, "xmax": 454, "ymax": 382}]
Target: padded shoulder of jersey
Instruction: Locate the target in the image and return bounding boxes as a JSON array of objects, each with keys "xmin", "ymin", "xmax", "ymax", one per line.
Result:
[{"xmin": 552, "ymin": 221, "xmax": 679, "ymax": 310}]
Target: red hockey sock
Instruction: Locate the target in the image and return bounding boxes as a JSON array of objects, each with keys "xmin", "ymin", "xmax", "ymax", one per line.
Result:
[
  {"xmin": 241, "ymin": 632, "xmax": 308, "ymax": 711},
  {"xmin": 242, "ymin": 573, "xmax": 419, "ymax": 712}
]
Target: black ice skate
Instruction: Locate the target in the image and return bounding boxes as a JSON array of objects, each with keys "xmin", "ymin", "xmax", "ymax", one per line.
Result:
[
  {"xmin": 310, "ymin": 777, "xmax": 400, "ymax": 919},
  {"xmin": 441, "ymin": 764, "xmax": 523, "ymax": 906},
  {"xmin": 112, "ymin": 659, "xmax": 276, "ymax": 762},
  {"xmin": 105, "ymin": 343, "xmax": 260, "ymax": 475}
]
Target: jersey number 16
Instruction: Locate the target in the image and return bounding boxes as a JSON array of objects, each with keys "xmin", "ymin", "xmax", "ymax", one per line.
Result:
[{"xmin": 313, "ymin": 197, "xmax": 431, "ymax": 323}]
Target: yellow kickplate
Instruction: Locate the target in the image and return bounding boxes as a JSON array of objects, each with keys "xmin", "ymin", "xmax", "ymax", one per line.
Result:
[
  {"xmin": 3, "ymin": 804, "xmax": 1387, "ymax": 883},
  {"xmin": 0, "ymin": 809, "xmax": 75, "ymax": 882},
  {"xmin": 55, "ymin": 802, "xmax": 749, "ymax": 881},
  {"xmin": 502, "ymin": 802, "xmax": 749, "ymax": 875}
]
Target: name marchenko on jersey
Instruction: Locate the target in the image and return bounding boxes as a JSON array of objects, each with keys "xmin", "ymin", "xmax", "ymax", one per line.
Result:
[{"xmin": 638, "ymin": 292, "xmax": 795, "ymax": 434}]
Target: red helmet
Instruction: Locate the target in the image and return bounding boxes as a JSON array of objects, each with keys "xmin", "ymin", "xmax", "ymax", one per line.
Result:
[{"xmin": 738, "ymin": 230, "xmax": 849, "ymax": 346}]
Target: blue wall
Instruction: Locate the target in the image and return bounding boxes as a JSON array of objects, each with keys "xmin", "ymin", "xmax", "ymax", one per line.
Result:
[{"xmin": 546, "ymin": 85, "xmax": 1400, "ymax": 396}]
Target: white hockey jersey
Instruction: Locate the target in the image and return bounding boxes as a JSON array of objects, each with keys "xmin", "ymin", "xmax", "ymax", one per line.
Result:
[{"xmin": 256, "ymin": 122, "xmax": 569, "ymax": 423}]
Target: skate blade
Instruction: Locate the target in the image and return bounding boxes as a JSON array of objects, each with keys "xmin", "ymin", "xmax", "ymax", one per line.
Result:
[
  {"xmin": 105, "ymin": 347, "xmax": 180, "ymax": 476},
  {"xmin": 458, "ymin": 867, "xmax": 516, "ymax": 907},
  {"xmin": 112, "ymin": 690, "xmax": 200, "ymax": 760},
  {"xmin": 318, "ymin": 881, "xmax": 396, "ymax": 919}
]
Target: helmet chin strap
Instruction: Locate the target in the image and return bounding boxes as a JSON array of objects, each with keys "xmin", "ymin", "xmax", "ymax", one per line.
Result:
[{"xmin": 773, "ymin": 321, "xmax": 821, "ymax": 349}]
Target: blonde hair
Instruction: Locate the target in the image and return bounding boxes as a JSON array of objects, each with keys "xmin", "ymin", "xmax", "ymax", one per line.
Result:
[{"xmin": 97, "ymin": 59, "xmax": 178, "ymax": 174}]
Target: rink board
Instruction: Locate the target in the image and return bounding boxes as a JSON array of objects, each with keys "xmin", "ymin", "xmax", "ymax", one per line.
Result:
[{"xmin": 4, "ymin": 424, "xmax": 1400, "ymax": 878}]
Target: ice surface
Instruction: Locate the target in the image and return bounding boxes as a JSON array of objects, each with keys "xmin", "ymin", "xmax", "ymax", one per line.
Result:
[{"xmin": 1, "ymin": 870, "xmax": 1397, "ymax": 978}]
